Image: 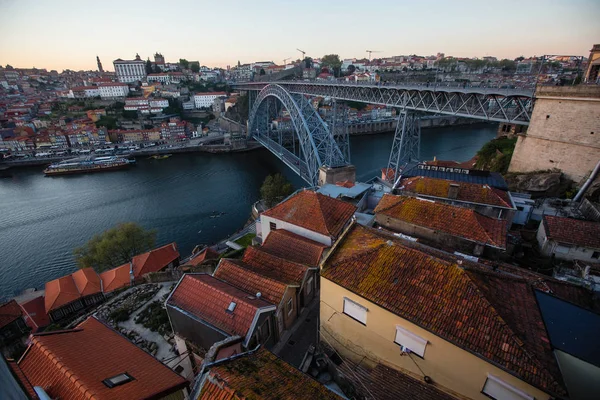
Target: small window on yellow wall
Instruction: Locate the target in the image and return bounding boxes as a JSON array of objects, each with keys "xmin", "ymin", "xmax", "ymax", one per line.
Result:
[
  {"xmin": 343, "ymin": 297, "xmax": 367, "ymax": 325},
  {"xmin": 394, "ymin": 326, "xmax": 427, "ymax": 358},
  {"xmin": 482, "ymin": 374, "xmax": 534, "ymax": 400}
]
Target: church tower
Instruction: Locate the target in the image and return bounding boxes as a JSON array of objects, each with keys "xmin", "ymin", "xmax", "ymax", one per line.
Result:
[{"xmin": 96, "ymin": 56, "xmax": 104, "ymax": 72}]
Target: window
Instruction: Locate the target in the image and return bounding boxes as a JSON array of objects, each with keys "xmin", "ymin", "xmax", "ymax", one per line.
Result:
[
  {"xmin": 394, "ymin": 326, "xmax": 427, "ymax": 358},
  {"xmin": 287, "ymin": 298, "xmax": 293, "ymax": 316},
  {"xmin": 343, "ymin": 297, "xmax": 367, "ymax": 325},
  {"xmin": 592, "ymin": 251, "xmax": 600, "ymax": 260},
  {"xmin": 269, "ymin": 222, "xmax": 277, "ymax": 231},
  {"xmin": 103, "ymin": 373, "xmax": 135, "ymax": 388},
  {"xmin": 306, "ymin": 276, "xmax": 313, "ymax": 295},
  {"xmin": 482, "ymin": 375, "xmax": 533, "ymax": 400}
]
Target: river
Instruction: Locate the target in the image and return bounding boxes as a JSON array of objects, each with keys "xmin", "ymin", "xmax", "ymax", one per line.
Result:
[{"xmin": 0, "ymin": 123, "xmax": 497, "ymax": 299}]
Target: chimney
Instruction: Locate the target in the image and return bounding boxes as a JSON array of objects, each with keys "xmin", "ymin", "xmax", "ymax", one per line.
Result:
[
  {"xmin": 448, "ymin": 183, "xmax": 460, "ymax": 200},
  {"xmin": 129, "ymin": 261, "xmax": 134, "ymax": 286}
]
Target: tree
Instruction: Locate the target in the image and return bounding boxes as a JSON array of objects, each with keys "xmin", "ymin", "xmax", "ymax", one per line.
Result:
[
  {"xmin": 122, "ymin": 110, "xmax": 138, "ymax": 119},
  {"xmin": 259, "ymin": 68, "xmax": 266, "ymax": 76},
  {"xmin": 179, "ymin": 59, "xmax": 189, "ymax": 69},
  {"xmin": 74, "ymin": 222, "xmax": 157, "ymax": 272},
  {"xmin": 304, "ymin": 57, "xmax": 313, "ymax": 69},
  {"xmin": 191, "ymin": 63, "xmax": 200, "ymax": 73},
  {"xmin": 260, "ymin": 174, "xmax": 293, "ymax": 208},
  {"xmin": 145, "ymin": 59, "xmax": 153, "ymax": 75},
  {"xmin": 95, "ymin": 116, "xmax": 118, "ymax": 130},
  {"xmin": 347, "ymin": 64, "xmax": 356, "ymax": 74},
  {"xmin": 321, "ymin": 54, "xmax": 342, "ymax": 77}
]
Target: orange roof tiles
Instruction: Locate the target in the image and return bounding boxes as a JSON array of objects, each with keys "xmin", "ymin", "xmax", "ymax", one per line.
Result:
[
  {"xmin": 243, "ymin": 246, "xmax": 309, "ymax": 285},
  {"xmin": 8, "ymin": 360, "xmax": 38, "ymax": 399},
  {"xmin": 198, "ymin": 348, "xmax": 341, "ymax": 400},
  {"xmin": 18, "ymin": 317, "xmax": 187, "ymax": 400},
  {"xmin": 72, "ymin": 267, "xmax": 103, "ymax": 296},
  {"xmin": 19, "ymin": 296, "xmax": 50, "ymax": 332},
  {"xmin": 44, "ymin": 275, "xmax": 83, "ymax": 313},
  {"xmin": 132, "ymin": 242, "xmax": 179, "ymax": 277},
  {"xmin": 261, "ymin": 229, "xmax": 328, "ymax": 267},
  {"xmin": 185, "ymin": 247, "xmax": 219, "ymax": 267},
  {"xmin": 375, "ymin": 194, "xmax": 507, "ymax": 249},
  {"xmin": 262, "ymin": 190, "xmax": 356, "ymax": 238},
  {"xmin": 0, "ymin": 300, "xmax": 23, "ymax": 329},
  {"xmin": 167, "ymin": 274, "xmax": 274, "ymax": 338},
  {"xmin": 322, "ymin": 224, "xmax": 566, "ymax": 397},
  {"xmin": 399, "ymin": 176, "xmax": 513, "ymax": 208},
  {"xmin": 542, "ymin": 215, "xmax": 600, "ymax": 249},
  {"xmin": 214, "ymin": 259, "xmax": 289, "ymax": 306},
  {"xmin": 99, "ymin": 263, "xmax": 132, "ymax": 293}
]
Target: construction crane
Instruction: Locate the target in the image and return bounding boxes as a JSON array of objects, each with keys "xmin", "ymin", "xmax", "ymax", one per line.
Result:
[
  {"xmin": 297, "ymin": 48, "xmax": 306, "ymax": 59},
  {"xmin": 366, "ymin": 50, "xmax": 382, "ymax": 62},
  {"xmin": 283, "ymin": 57, "xmax": 291, "ymax": 66}
]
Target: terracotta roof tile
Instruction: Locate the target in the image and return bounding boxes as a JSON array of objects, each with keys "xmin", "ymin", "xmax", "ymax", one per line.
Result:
[
  {"xmin": 375, "ymin": 194, "xmax": 507, "ymax": 249},
  {"xmin": 322, "ymin": 224, "xmax": 565, "ymax": 397},
  {"xmin": 18, "ymin": 317, "xmax": 187, "ymax": 400},
  {"xmin": 542, "ymin": 215, "xmax": 600, "ymax": 249},
  {"xmin": 7, "ymin": 360, "xmax": 38, "ymax": 399},
  {"xmin": 71, "ymin": 267, "xmax": 102, "ymax": 296},
  {"xmin": 132, "ymin": 243, "xmax": 179, "ymax": 277},
  {"xmin": 0, "ymin": 300, "xmax": 23, "ymax": 330},
  {"xmin": 44, "ymin": 275, "xmax": 81, "ymax": 313},
  {"xmin": 399, "ymin": 176, "xmax": 513, "ymax": 208},
  {"xmin": 19, "ymin": 296, "xmax": 50, "ymax": 332},
  {"xmin": 99, "ymin": 264, "xmax": 132, "ymax": 293},
  {"xmin": 261, "ymin": 229, "xmax": 328, "ymax": 267},
  {"xmin": 167, "ymin": 274, "xmax": 273, "ymax": 338},
  {"xmin": 185, "ymin": 247, "xmax": 219, "ymax": 267},
  {"xmin": 337, "ymin": 359, "xmax": 458, "ymax": 400},
  {"xmin": 262, "ymin": 190, "xmax": 356, "ymax": 237},
  {"xmin": 198, "ymin": 348, "xmax": 342, "ymax": 399},
  {"xmin": 242, "ymin": 246, "xmax": 309, "ymax": 285},
  {"xmin": 215, "ymin": 259, "xmax": 289, "ymax": 306}
]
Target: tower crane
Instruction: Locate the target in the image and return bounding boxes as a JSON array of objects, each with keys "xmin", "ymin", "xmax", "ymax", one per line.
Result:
[
  {"xmin": 366, "ymin": 50, "xmax": 382, "ymax": 62},
  {"xmin": 297, "ymin": 48, "xmax": 306, "ymax": 59},
  {"xmin": 283, "ymin": 57, "xmax": 291, "ymax": 66}
]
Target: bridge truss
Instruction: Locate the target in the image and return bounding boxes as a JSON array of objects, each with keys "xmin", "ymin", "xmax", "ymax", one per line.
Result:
[
  {"xmin": 238, "ymin": 82, "xmax": 534, "ymax": 125},
  {"xmin": 248, "ymin": 84, "xmax": 349, "ymax": 185}
]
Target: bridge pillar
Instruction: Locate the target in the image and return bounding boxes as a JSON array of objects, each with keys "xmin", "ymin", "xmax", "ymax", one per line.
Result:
[
  {"xmin": 385, "ymin": 111, "xmax": 421, "ymax": 186},
  {"xmin": 318, "ymin": 165, "xmax": 356, "ymax": 187}
]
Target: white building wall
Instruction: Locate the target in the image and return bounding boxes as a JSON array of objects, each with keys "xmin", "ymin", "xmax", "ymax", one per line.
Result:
[
  {"xmin": 260, "ymin": 215, "xmax": 332, "ymax": 246},
  {"xmin": 537, "ymin": 222, "xmax": 600, "ymax": 261}
]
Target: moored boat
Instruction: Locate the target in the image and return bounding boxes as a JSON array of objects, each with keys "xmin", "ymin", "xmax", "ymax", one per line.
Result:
[{"xmin": 44, "ymin": 156, "xmax": 131, "ymax": 176}]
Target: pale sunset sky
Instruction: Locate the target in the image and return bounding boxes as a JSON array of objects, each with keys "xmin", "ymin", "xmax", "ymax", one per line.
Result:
[{"xmin": 0, "ymin": 0, "xmax": 598, "ymax": 71}]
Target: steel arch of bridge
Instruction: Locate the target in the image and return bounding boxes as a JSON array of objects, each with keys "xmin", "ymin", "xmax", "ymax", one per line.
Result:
[
  {"xmin": 237, "ymin": 82, "xmax": 534, "ymax": 125},
  {"xmin": 248, "ymin": 84, "xmax": 348, "ymax": 185}
]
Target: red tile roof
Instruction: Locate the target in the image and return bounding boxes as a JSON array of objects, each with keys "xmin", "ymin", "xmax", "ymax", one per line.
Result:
[
  {"xmin": 337, "ymin": 359, "xmax": 458, "ymax": 400},
  {"xmin": 214, "ymin": 259, "xmax": 289, "ymax": 306},
  {"xmin": 167, "ymin": 274, "xmax": 274, "ymax": 338},
  {"xmin": 19, "ymin": 296, "xmax": 50, "ymax": 332},
  {"xmin": 262, "ymin": 190, "xmax": 356, "ymax": 237},
  {"xmin": 71, "ymin": 267, "xmax": 103, "ymax": 296},
  {"xmin": 542, "ymin": 215, "xmax": 600, "ymax": 249},
  {"xmin": 99, "ymin": 263, "xmax": 132, "ymax": 293},
  {"xmin": 18, "ymin": 317, "xmax": 187, "ymax": 400},
  {"xmin": 7, "ymin": 360, "xmax": 38, "ymax": 400},
  {"xmin": 185, "ymin": 247, "xmax": 219, "ymax": 267},
  {"xmin": 132, "ymin": 243, "xmax": 179, "ymax": 277},
  {"xmin": 198, "ymin": 348, "xmax": 342, "ymax": 399},
  {"xmin": 399, "ymin": 176, "xmax": 513, "ymax": 208},
  {"xmin": 44, "ymin": 275, "xmax": 82, "ymax": 313},
  {"xmin": 0, "ymin": 300, "xmax": 23, "ymax": 330},
  {"xmin": 243, "ymin": 246, "xmax": 309, "ymax": 285},
  {"xmin": 374, "ymin": 194, "xmax": 507, "ymax": 249},
  {"xmin": 261, "ymin": 229, "xmax": 328, "ymax": 267},
  {"xmin": 322, "ymin": 224, "xmax": 566, "ymax": 397}
]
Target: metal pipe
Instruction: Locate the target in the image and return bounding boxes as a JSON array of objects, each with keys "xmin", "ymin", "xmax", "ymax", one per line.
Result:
[{"xmin": 574, "ymin": 160, "xmax": 600, "ymax": 202}]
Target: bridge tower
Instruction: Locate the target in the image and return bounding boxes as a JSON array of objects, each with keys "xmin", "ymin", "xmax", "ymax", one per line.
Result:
[{"xmin": 384, "ymin": 112, "xmax": 421, "ymax": 187}]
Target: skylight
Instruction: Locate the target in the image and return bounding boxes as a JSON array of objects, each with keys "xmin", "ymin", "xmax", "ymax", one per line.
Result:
[
  {"xmin": 102, "ymin": 373, "xmax": 135, "ymax": 388},
  {"xmin": 227, "ymin": 302, "xmax": 237, "ymax": 312}
]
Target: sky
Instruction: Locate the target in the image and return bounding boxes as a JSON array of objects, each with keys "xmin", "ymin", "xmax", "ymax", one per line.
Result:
[{"xmin": 0, "ymin": 0, "xmax": 598, "ymax": 71}]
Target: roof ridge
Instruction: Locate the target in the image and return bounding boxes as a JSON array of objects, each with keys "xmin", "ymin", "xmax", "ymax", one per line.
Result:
[
  {"xmin": 463, "ymin": 271, "xmax": 563, "ymax": 393},
  {"xmin": 313, "ymin": 192, "xmax": 332, "ymax": 236},
  {"xmin": 30, "ymin": 336, "xmax": 98, "ymax": 399},
  {"xmin": 221, "ymin": 259, "xmax": 288, "ymax": 289},
  {"xmin": 195, "ymin": 275, "xmax": 266, "ymax": 309}
]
